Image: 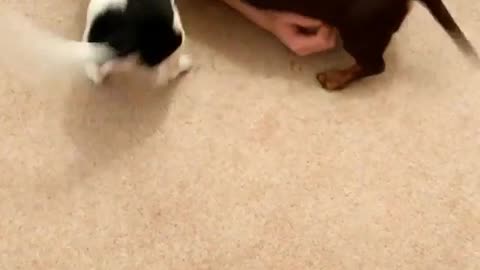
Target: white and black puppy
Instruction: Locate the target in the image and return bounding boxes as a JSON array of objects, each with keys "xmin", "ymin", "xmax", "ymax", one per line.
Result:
[
  {"xmin": 0, "ymin": 0, "xmax": 191, "ymax": 86},
  {"xmin": 83, "ymin": 0, "xmax": 192, "ymax": 85}
]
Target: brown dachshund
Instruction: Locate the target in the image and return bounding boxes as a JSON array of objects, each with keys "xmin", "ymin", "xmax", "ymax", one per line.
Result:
[{"xmin": 244, "ymin": 0, "xmax": 478, "ymax": 90}]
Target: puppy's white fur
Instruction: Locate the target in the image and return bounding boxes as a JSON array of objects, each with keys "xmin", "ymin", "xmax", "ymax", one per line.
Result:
[{"xmin": 0, "ymin": 9, "xmax": 113, "ymax": 74}]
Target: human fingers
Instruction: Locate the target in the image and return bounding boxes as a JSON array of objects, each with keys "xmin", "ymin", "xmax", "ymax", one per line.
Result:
[
  {"xmin": 284, "ymin": 28, "xmax": 337, "ymax": 56},
  {"xmin": 276, "ymin": 12, "xmax": 325, "ymax": 28}
]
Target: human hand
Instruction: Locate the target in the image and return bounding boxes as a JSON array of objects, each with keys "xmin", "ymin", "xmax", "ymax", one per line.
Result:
[
  {"xmin": 222, "ymin": 0, "xmax": 336, "ymax": 56},
  {"xmin": 268, "ymin": 11, "xmax": 337, "ymax": 56}
]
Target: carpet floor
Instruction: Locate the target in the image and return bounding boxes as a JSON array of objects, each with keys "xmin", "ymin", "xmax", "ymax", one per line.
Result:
[{"xmin": 0, "ymin": 0, "xmax": 479, "ymax": 269}]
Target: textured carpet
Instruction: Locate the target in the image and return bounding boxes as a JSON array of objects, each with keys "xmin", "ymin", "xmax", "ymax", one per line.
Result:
[{"xmin": 0, "ymin": 0, "xmax": 479, "ymax": 269}]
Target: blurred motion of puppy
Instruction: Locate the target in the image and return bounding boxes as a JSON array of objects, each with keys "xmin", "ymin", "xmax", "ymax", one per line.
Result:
[{"xmin": 0, "ymin": 0, "xmax": 192, "ymax": 87}]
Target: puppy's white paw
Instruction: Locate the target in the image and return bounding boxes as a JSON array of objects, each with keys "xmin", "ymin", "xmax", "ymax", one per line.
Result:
[
  {"xmin": 85, "ymin": 63, "xmax": 105, "ymax": 85},
  {"xmin": 99, "ymin": 61, "xmax": 114, "ymax": 80},
  {"xmin": 167, "ymin": 54, "xmax": 192, "ymax": 81},
  {"xmin": 178, "ymin": 54, "xmax": 193, "ymax": 73}
]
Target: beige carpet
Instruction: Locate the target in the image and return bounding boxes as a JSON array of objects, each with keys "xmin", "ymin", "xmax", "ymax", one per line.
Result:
[{"xmin": 1, "ymin": 0, "xmax": 479, "ymax": 269}]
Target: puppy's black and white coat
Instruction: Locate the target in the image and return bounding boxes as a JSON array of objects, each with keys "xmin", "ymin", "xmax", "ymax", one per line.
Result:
[
  {"xmin": 0, "ymin": 0, "xmax": 191, "ymax": 86},
  {"xmin": 83, "ymin": 0, "xmax": 192, "ymax": 85}
]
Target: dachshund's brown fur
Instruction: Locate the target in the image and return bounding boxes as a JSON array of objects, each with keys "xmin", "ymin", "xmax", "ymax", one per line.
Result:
[{"xmin": 244, "ymin": 0, "xmax": 478, "ymax": 90}]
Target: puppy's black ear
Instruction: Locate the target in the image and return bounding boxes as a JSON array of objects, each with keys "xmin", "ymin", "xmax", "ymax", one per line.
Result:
[
  {"xmin": 137, "ymin": 20, "xmax": 183, "ymax": 67},
  {"xmin": 108, "ymin": 27, "xmax": 137, "ymax": 57},
  {"xmin": 88, "ymin": 9, "xmax": 137, "ymax": 57},
  {"xmin": 138, "ymin": 29, "xmax": 182, "ymax": 67}
]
